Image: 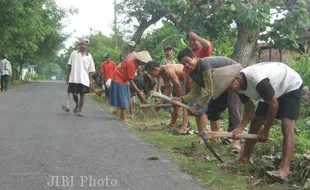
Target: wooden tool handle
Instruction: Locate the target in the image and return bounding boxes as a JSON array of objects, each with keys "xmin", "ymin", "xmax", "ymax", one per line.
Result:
[
  {"xmin": 206, "ymin": 131, "xmax": 258, "ymax": 139},
  {"xmin": 139, "ymin": 104, "xmax": 171, "ymax": 108},
  {"xmin": 150, "ymin": 90, "xmax": 190, "ymax": 109}
]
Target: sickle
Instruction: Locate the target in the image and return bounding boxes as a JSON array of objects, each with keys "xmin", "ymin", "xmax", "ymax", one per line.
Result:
[{"xmin": 200, "ymin": 131, "xmax": 224, "ymax": 163}]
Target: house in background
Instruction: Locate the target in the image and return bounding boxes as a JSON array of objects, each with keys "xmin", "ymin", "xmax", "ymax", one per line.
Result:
[
  {"xmin": 21, "ymin": 65, "xmax": 37, "ymax": 80},
  {"xmin": 258, "ymin": 29, "xmax": 310, "ymax": 62}
]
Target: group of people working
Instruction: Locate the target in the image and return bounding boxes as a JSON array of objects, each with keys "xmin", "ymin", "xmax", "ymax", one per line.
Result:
[{"xmin": 63, "ymin": 30, "xmax": 303, "ymax": 183}]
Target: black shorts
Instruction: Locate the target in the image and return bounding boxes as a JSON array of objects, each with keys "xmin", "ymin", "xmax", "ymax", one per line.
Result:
[
  {"xmin": 255, "ymin": 85, "xmax": 302, "ymax": 120},
  {"xmin": 207, "ymin": 92, "xmax": 241, "ymax": 121},
  {"xmin": 67, "ymin": 83, "xmax": 90, "ymax": 94}
]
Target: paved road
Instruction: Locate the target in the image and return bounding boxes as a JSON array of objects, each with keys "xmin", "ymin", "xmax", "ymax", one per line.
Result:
[{"xmin": 0, "ymin": 82, "xmax": 206, "ymax": 190}]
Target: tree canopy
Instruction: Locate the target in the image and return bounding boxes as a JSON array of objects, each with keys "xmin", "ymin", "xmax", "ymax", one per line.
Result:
[
  {"xmin": 0, "ymin": 0, "xmax": 69, "ymax": 78},
  {"xmin": 116, "ymin": 0, "xmax": 310, "ymax": 65}
]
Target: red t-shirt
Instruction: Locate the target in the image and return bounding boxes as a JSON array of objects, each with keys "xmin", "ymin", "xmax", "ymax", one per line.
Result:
[
  {"xmin": 112, "ymin": 58, "xmax": 137, "ymax": 85},
  {"xmin": 100, "ymin": 61, "xmax": 116, "ymax": 81}
]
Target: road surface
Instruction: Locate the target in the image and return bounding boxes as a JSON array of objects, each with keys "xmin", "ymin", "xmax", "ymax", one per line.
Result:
[{"xmin": 0, "ymin": 81, "xmax": 206, "ymax": 190}]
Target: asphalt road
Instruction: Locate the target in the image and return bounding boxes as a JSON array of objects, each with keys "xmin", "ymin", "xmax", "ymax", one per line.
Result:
[{"xmin": 0, "ymin": 81, "xmax": 206, "ymax": 190}]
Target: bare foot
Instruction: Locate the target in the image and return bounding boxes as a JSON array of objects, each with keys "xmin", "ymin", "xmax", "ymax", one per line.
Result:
[
  {"xmin": 266, "ymin": 170, "xmax": 289, "ymax": 183},
  {"xmin": 211, "ymin": 137, "xmax": 220, "ymax": 144},
  {"xmin": 73, "ymin": 106, "xmax": 78, "ymax": 114},
  {"xmin": 113, "ymin": 108, "xmax": 120, "ymax": 115},
  {"xmin": 178, "ymin": 127, "xmax": 189, "ymax": 134},
  {"xmin": 119, "ymin": 118, "xmax": 128, "ymax": 123},
  {"xmin": 196, "ymin": 135, "xmax": 204, "ymax": 144},
  {"xmin": 61, "ymin": 106, "xmax": 70, "ymax": 113},
  {"xmin": 77, "ymin": 111, "xmax": 84, "ymax": 117}
]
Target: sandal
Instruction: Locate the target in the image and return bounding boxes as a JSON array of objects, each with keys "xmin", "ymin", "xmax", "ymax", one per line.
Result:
[
  {"xmin": 220, "ymin": 161, "xmax": 238, "ymax": 168},
  {"xmin": 231, "ymin": 140, "xmax": 242, "ymax": 154},
  {"xmin": 73, "ymin": 106, "xmax": 78, "ymax": 114},
  {"xmin": 266, "ymin": 170, "xmax": 288, "ymax": 183},
  {"xmin": 61, "ymin": 106, "xmax": 70, "ymax": 113},
  {"xmin": 178, "ymin": 128, "xmax": 190, "ymax": 135},
  {"xmin": 77, "ymin": 111, "xmax": 84, "ymax": 117}
]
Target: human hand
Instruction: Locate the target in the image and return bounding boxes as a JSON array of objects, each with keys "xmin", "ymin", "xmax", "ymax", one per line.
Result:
[
  {"xmin": 138, "ymin": 91, "xmax": 147, "ymax": 104},
  {"xmin": 258, "ymin": 129, "xmax": 269, "ymax": 143},
  {"xmin": 188, "ymin": 31, "xmax": 199, "ymax": 40},
  {"xmin": 171, "ymin": 97, "xmax": 181, "ymax": 101},
  {"xmin": 188, "ymin": 104, "xmax": 200, "ymax": 115},
  {"xmin": 155, "ymin": 99, "xmax": 163, "ymax": 107},
  {"xmin": 231, "ymin": 127, "xmax": 244, "ymax": 140}
]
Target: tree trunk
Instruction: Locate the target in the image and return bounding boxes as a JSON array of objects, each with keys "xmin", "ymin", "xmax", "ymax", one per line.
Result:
[
  {"xmin": 131, "ymin": 12, "xmax": 164, "ymax": 44},
  {"xmin": 231, "ymin": 21, "xmax": 260, "ymax": 66}
]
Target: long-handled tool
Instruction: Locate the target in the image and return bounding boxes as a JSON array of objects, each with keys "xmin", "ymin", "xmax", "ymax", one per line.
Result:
[
  {"xmin": 200, "ymin": 131, "xmax": 225, "ymax": 163},
  {"xmin": 139, "ymin": 103, "xmax": 171, "ymax": 108},
  {"xmin": 204, "ymin": 131, "xmax": 259, "ymax": 139},
  {"xmin": 150, "ymin": 90, "xmax": 190, "ymax": 109},
  {"xmin": 200, "ymin": 131, "xmax": 271, "ymax": 163}
]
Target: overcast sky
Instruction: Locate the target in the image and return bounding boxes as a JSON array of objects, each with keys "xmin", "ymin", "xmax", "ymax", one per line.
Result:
[{"xmin": 55, "ymin": 0, "xmax": 115, "ymax": 48}]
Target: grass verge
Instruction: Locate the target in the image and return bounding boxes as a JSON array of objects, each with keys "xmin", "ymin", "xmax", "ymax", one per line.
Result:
[{"xmin": 89, "ymin": 92, "xmax": 309, "ymax": 190}]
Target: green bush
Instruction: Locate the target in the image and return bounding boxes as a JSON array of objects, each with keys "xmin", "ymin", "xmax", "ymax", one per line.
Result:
[
  {"xmin": 24, "ymin": 72, "xmax": 37, "ymax": 81},
  {"xmin": 287, "ymin": 55, "xmax": 310, "ymax": 86}
]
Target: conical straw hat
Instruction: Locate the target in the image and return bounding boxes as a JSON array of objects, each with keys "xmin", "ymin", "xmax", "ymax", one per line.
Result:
[
  {"xmin": 133, "ymin": 50, "xmax": 152, "ymax": 63},
  {"xmin": 211, "ymin": 64, "xmax": 242, "ymax": 99}
]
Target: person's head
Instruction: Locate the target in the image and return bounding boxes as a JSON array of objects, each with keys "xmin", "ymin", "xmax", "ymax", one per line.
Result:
[
  {"xmin": 211, "ymin": 64, "xmax": 242, "ymax": 100},
  {"xmin": 128, "ymin": 41, "xmax": 136, "ymax": 52},
  {"xmin": 103, "ymin": 53, "xmax": 112, "ymax": 62},
  {"xmin": 145, "ymin": 61, "xmax": 161, "ymax": 77},
  {"xmin": 133, "ymin": 50, "xmax": 152, "ymax": 66},
  {"xmin": 164, "ymin": 45, "xmax": 174, "ymax": 57},
  {"xmin": 227, "ymin": 73, "xmax": 244, "ymax": 93},
  {"xmin": 80, "ymin": 38, "xmax": 89, "ymax": 52},
  {"xmin": 187, "ymin": 29, "xmax": 202, "ymax": 51},
  {"xmin": 3, "ymin": 54, "xmax": 8, "ymax": 59},
  {"xmin": 177, "ymin": 47, "xmax": 198, "ymax": 71}
]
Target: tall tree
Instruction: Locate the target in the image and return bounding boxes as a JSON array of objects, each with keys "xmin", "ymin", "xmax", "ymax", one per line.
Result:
[
  {"xmin": 0, "ymin": 0, "xmax": 69, "ymax": 77},
  {"xmin": 116, "ymin": 0, "xmax": 310, "ymax": 66}
]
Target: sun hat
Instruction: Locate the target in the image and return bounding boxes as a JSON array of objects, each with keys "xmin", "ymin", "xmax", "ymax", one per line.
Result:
[
  {"xmin": 128, "ymin": 41, "xmax": 136, "ymax": 47},
  {"xmin": 133, "ymin": 50, "xmax": 152, "ymax": 63}
]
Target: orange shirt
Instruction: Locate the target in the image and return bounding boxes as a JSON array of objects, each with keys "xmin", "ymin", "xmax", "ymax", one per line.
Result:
[
  {"xmin": 112, "ymin": 58, "xmax": 137, "ymax": 85},
  {"xmin": 100, "ymin": 61, "xmax": 116, "ymax": 81}
]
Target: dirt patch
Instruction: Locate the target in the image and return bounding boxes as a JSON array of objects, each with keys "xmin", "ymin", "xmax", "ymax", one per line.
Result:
[{"xmin": 135, "ymin": 125, "xmax": 164, "ymax": 131}]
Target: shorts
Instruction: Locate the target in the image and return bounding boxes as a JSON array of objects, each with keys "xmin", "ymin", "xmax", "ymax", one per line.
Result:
[
  {"xmin": 255, "ymin": 86, "xmax": 302, "ymax": 120},
  {"xmin": 187, "ymin": 97, "xmax": 208, "ymax": 116},
  {"xmin": 207, "ymin": 92, "xmax": 241, "ymax": 132},
  {"xmin": 67, "ymin": 83, "xmax": 90, "ymax": 94},
  {"xmin": 162, "ymin": 100, "xmax": 172, "ymax": 112}
]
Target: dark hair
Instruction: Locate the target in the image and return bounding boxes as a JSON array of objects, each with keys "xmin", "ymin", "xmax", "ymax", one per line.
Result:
[
  {"xmin": 186, "ymin": 29, "xmax": 201, "ymax": 39},
  {"xmin": 144, "ymin": 61, "xmax": 160, "ymax": 72},
  {"xmin": 177, "ymin": 47, "xmax": 195, "ymax": 62}
]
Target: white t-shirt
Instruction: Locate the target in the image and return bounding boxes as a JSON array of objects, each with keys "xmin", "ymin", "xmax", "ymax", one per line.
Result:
[
  {"xmin": 68, "ymin": 50, "xmax": 96, "ymax": 87},
  {"xmin": 238, "ymin": 62, "xmax": 303, "ymax": 101},
  {"xmin": 0, "ymin": 59, "xmax": 12, "ymax": 76}
]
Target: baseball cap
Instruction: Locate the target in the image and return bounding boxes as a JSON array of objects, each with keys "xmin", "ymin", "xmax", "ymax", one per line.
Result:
[
  {"xmin": 164, "ymin": 45, "xmax": 173, "ymax": 51},
  {"xmin": 80, "ymin": 38, "xmax": 89, "ymax": 45},
  {"xmin": 103, "ymin": 53, "xmax": 111, "ymax": 58},
  {"xmin": 128, "ymin": 41, "xmax": 136, "ymax": 47}
]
